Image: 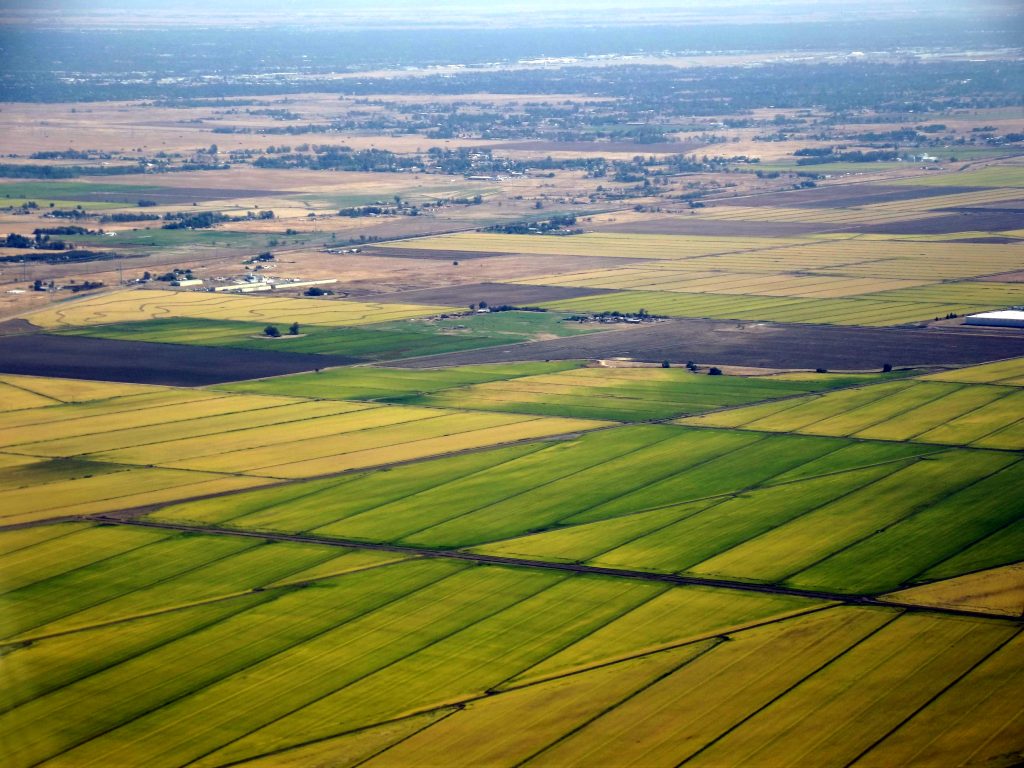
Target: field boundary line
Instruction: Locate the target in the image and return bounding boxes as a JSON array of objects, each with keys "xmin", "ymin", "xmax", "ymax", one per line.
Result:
[
  {"xmin": 0, "ymin": 591, "xmax": 281, "ymax": 718},
  {"xmin": 674, "ymin": 610, "xmax": 906, "ymax": 768},
  {"xmin": 390, "ymin": 426, "xmax": 683, "ymax": 545},
  {"xmin": 900, "ymin": 385, "xmax": 1017, "ymax": 443},
  {"xmin": 12, "ymin": 400, "xmax": 366, "ymax": 458},
  {"xmin": 181, "ymin": 571, "xmax": 572, "ymax": 768},
  {"xmin": 260, "ymin": 442, "xmax": 550, "ymax": 532},
  {"xmin": 2, "ymin": 535, "xmax": 265, "ymax": 641},
  {"xmin": 0, "ymin": 426, "xmax": 621, "ymax": 531},
  {"xmin": 1, "ymin": 555, "xmax": 416, "ymax": 649},
  {"xmin": 84, "ymin": 517, "xmax": 1024, "ymax": 624},
  {"xmin": 498, "ymin": 603, "xmax": 839, "ymax": 694},
  {"xmin": 779, "ymin": 455, "xmax": 1024, "ymax": 590},
  {"xmin": 488, "ymin": 584, "xmax": 674, "ymax": 693},
  {"xmin": 841, "ymin": 625, "xmax": 1024, "ymax": 768},
  {"xmin": 225, "ymin": 411, "xmax": 558, "ymax": 476},
  {"xmin": 509, "ymin": 638, "xmax": 726, "ymax": 768},
  {"xmin": 669, "ymin": 455, "xmax": 937, "ymax": 578},
  {"xmin": 551, "ymin": 431, "xmax": 772, "ymax": 527},
  {"xmin": 30, "ymin": 562, "xmax": 472, "ymax": 768}
]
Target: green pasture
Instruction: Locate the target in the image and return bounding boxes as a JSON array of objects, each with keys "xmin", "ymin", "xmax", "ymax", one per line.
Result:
[
  {"xmin": 539, "ymin": 290, "xmax": 991, "ymax": 327},
  {"xmin": 406, "ymin": 367, "xmax": 902, "ymax": 422},
  {"xmin": 58, "ymin": 310, "xmax": 597, "ymax": 362},
  {"xmin": 220, "ymin": 361, "xmax": 581, "ymax": 401}
]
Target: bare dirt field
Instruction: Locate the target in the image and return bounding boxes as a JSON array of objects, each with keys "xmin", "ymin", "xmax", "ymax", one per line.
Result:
[
  {"xmin": 976, "ymin": 270, "xmax": 1024, "ymax": 282},
  {"xmin": 715, "ymin": 184, "xmax": 983, "ymax": 209},
  {"xmin": 371, "ymin": 282, "xmax": 618, "ymax": 306},
  {"xmin": 392, "ymin": 318, "xmax": 1024, "ymax": 370},
  {"xmin": 359, "ymin": 246, "xmax": 515, "ymax": 261},
  {"xmin": 849, "ymin": 210, "xmax": 1024, "ymax": 235},
  {"xmin": 0, "ymin": 333, "xmax": 361, "ymax": 385}
]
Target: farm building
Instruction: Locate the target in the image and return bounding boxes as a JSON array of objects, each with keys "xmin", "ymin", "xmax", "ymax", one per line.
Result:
[{"xmin": 964, "ymin": 309, "xmax": 1024, "ymax": 328}]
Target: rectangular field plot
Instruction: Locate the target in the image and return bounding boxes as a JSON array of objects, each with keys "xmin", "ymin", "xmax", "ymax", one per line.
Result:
[
  {"xmin": 373, "ymin": 232, "xmax": 809, "ymax": 260},
  {"xmin": 473, "ymin": 446, "xmax": 1021, "ymax": 594},
  {"xmin": 0, "ymin": 374, "xmax": 156, "ymax": 406},
  {"xmin": 0, "ymin": 549, "xmax": 835, "ymax": 768},
  {"xmin": 518, "ymin": 267, "xmax": 930, "ymax": 299},
  {"xmin": 0, "ymin": 466, "xmax": 275, "ymax": 526},
  {"xmin": 147, "ymin": 425, "xmax": 966, "ymax": 581},
  {"xmin": 219, "ymin": 361, "xmax": 582, "ymax": 401},
  {"xmin": 29, "ymin": 289, "xmax": 449, "ymax": 330},
  {"xmin": 56, "ymin": 310, "xmax": 597, "ymax": 362},
  {"xmin": 680, "ymin": 379, "xmax": 1024, "ymax": 448},
  {"xmin": 922, "ymin": 356, "xmax": 1024, "ymax": 385},
  {"xmin": 407, "ymin": 366, "xmax": 889, "ymax": 422},
  {"xmin": 346, "ymin": 608, "xmax": 1019, "ymax": 768},
  {"xmin": 540, "ymin": 289, "xmax": 1004, "ymax": 327}
]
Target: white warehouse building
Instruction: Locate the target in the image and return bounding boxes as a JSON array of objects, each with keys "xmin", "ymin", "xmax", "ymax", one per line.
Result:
[{"xmin": 964, "ymin": 309, "xmax": 1024, "ymax": 329}]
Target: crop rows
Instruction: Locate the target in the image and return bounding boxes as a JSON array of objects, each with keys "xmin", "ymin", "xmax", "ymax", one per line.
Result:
[
  {"xmin": 3, "ymin": 533, "xmax": 1017, "ymax": 768},
  {"xmin": 541, "ymin": 290, "xmax": 978, "ymax": 326},
  {"xmin": 405, "ymin": 366, "xmax": 893, "ymax": 422},
  {"xmin": 29, "ymin": 289, "xmax": 449, "ymax": 330},
  {"xmin": 150, "ymin": 422, "xmax": 1022, "ymax": 594},
  {"xmin": 681, "ymin": 379, "xmax": 1024, "ymax": 449}
]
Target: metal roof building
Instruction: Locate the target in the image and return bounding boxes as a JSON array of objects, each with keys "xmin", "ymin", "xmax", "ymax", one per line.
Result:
[{"xmin": 964, "ymin": 310, "xmax": 1024, "ymax": 328}]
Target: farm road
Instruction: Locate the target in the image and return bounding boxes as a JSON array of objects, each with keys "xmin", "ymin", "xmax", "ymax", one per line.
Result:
[{"xmin": 87, "ymin": 515, "xmax": 1023, "ymax": 625}]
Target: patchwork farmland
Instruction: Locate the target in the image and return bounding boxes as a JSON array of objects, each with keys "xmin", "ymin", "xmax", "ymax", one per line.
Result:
[
  {"xmin": 3, "ymin": 346, "xmax": 1022, "ymax": 766},
  {"xmin": 1, "ymin": 25, "xmax": 1023, "ymax": 765}
]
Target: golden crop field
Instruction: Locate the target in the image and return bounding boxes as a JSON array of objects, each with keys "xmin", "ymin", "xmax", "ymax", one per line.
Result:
[
  {"xmin": 28, "ymin": 289, "xmax": 450, "ymax": 329},
  {"xmin": 517, "ymin": 266, "xmax": 930, "ymax": 297},
  {"xmin": 679, "ymin": 379, "xmax": 1024, "ymax": 448},
  {"xmin": 378, "ymin": 232, "xmax": 810, "ymax": 259}
]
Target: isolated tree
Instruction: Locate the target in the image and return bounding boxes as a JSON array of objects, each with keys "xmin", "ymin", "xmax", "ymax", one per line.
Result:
[
  {"xmin": 882, "ymin": 363, "xmax": 893, "ymax": 373},
  {"xmin": 708, "ymin": 367, "xmax": 722, "ymax": 376},
  {"xmin": 288, "ymin": 322, "xmax": 300, "ymax": 336},
  {"xmin": 661, "ymin": 360, "xmax": 671, "ymax": 368},
  {"xmin": 264, "ymin": 324, "xmax": 281, "ymax": 338}
]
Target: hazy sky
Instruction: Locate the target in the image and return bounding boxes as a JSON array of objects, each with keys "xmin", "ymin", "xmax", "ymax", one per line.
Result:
[{"xmin": 5, "ymin": 0, "xmax": 1021, "ymax": 28}]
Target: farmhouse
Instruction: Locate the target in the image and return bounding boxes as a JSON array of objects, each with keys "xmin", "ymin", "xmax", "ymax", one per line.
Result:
[{"xmin": 965, "ymin": 309, "xmax": 1024, "ymax": 328}]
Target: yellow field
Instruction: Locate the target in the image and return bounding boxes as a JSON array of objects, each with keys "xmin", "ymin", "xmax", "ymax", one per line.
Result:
[
  {"xmin": 517, "ymin": 267, "xmax": 929, "ymax": 298},
  {"xmin": 28, "ymin": 289, "xmax": 450, "ymax": 329},
  {"xmin": 885, "ymin": 563, "xmax": 1024, "ymax": 617},
  {"xmin": 0, "ymin": 467, "xmax": 274, "ymax": 526},
  {"xmin": 0, "ymin": 374, "xmax": 156, "ymax": 405},
  {"xmin": 923, "ymin": 357, "xmax": 1024, "ymax": 385},
  {"xmin": 379, "ymin": 232, "xmax": 809, "ymax": 259}
]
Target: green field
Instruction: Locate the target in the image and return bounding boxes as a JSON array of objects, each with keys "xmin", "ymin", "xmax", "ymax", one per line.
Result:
[
  {"xmin": 540, "ymin": 289, "xmax": 1009, "ymax": 327},
  {"xmin": 404, "ymin": 366, "xmax": 905, "ymax": 421},
  {"xmin": 680, "ymin": 378, "xmax": 1024, "ymax": 448},
  {"xmin": 145, "ymin": 421, "xmax": 1024, "ymax": 594},
  {"xmin": 58, "ymin": 310, "xmax": 597, "ymax": 361},
  {"xmin": 220, "ymin": 361, "xmax": 582, "ymax": 401},
  {"xmin": 3, "ymin": 525, "xmax": 1017, "ymax": 768}
]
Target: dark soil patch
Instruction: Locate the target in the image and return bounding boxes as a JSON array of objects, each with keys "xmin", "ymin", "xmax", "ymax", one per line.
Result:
[
  {"xmin": 371, "ymin": 282, "xmax": 618, "ymax": 307},
  {"xmin": 592, "ymin": 216, "xmax": 831, "ymax": 237},
  {"xmin": 715, "ymin": 184, "xmax": 980, "ymax": 209},
  {"xmin": 0, "ymin": 318, "xmax": 37, "ymax": 336},
  {"xmin": 0, "ymin": 334, "xmax": 362, "ymax": 386},
  {"xmin": 392, "ymin": 318, "xmax": 1024, "ymax": 370},
  {"xmin": 847, "ymin": 210, "xmax": 1024, "ymax": 235},
  {"xmin": 976, "ymin": 271, "xmax": 1024, "ymax": 282},
  {"xmin": 360, "ymin": 246, "xmax": 516, "ymax": 261},
  {"xmin": 945, "ymin": 237, "xmax": 1023, "ymax": 244}
]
